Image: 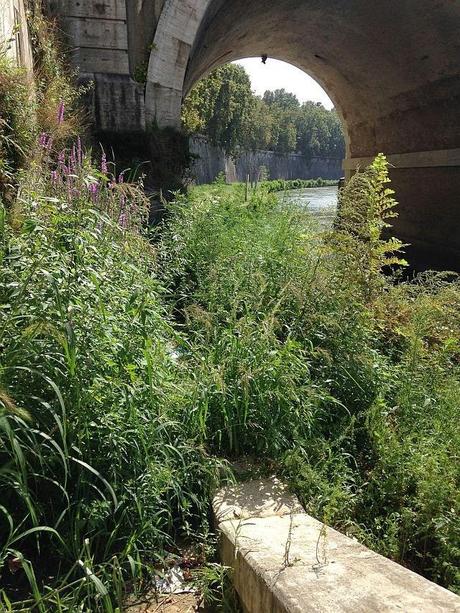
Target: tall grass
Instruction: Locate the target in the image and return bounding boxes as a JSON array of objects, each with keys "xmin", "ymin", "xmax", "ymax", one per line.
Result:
[
  {"xmin": 0, "ymin": 132, "xmax": 458, "ymax": 608},
  {"xmin": 1, "ymin": 7, "xmax": 458, "ymax": 602},
  {"xmin": 0, "ymin": 138, "xmax": 223, "ymax": 610},
  {"xmin": 159, "ymin": 157, "xmax": 460, "ymax": 593},
  {"xmin": 1, "ymin": 8, "xmax": 228, "ymax": 608}
]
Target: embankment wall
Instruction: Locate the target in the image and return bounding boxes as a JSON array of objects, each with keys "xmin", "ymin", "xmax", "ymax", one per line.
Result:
[{"xmin": 189, "ymin": 137, "xmax": 343, "ymax": 184}]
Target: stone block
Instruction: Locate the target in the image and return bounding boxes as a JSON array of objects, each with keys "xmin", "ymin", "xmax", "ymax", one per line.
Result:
[{"xmin": 214, "ymin": 479, "xmax": 460, "ymax": 613}]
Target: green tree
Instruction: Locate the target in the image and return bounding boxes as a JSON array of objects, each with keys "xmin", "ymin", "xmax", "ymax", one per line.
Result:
[
  {"xmin": 182, "ymin": 65, "xmax": 345, "ymax": 158},
  {"xmin": 242, "ymin": 97, "xmax": 274, "ymax": 151},
  {"xmin": 275, "ymin": 112, "xmax": 298, "ymax": 153},
  {"xmin": 182, "ymin": 64, "xmax": 254, "ymax": 156},
  {"xmin": 263, "ymin": 88, "xmax": 300, "ymax": 112},
  {"xmin": 296, "ymin": 101, "xmax": 345, "ymax": 159}
]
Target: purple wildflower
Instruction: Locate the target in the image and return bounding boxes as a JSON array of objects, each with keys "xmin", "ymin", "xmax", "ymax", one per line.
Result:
[
  {"xmin": 88, "ymin": 182, "xmax": 99, "ymax": 202},
  {"xmin": 70, "ymin": 146, "xmax": 77, "ymax": 172},
  {"xmin": 77, "ymin": 137, "xmax": 82, "ymax": 166},
  {"xmin": 58, "ymin": 150, "xmax": 66, "ymax": 168},
  {"xmin": 50, "ymin": 170, "xmax": 58, "ymax": 184},
  {"xmin": 39, "ymin": 132, "xmax": 51, "ymax": 150},
  {"xmin": 57, "ymin": 100, "xmax": 65, "ymax": 125},
  {"xmin": 118, "ymin": 172, "xmax": 124, "ymax": 184},
  {"xmin": 101, "ymin": 152, "xmax": 108, "ymax": 175},
  {"xmin": 118, "ymin": 211, "xmax": 128, "ymax": 229}
]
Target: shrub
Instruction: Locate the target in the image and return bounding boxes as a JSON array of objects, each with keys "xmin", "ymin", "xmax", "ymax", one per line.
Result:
[
  {"xmin": 260, "ymin": 178, "xmax": 337, "ymax": 193},
  {"xmin": 0, "ymin": 142, "xmax": 223, "ymax": 610},
  {"xmin": 0, "ymin": 47, "xmax": 36, "ymax": 199},
  {"xmin": 160, "ymin": 158, "xmax": 460, "ymax": 593}
]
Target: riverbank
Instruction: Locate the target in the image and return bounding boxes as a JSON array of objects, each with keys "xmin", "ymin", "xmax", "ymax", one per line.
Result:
[
  {"xmin": 189, "ymin": 136, "xmax": 343, "ymax": 185},
  {"xmin": 1, "ymin": 144, "xmax": 459, "ymax": 610},
  {"xmin": 192, "ymin": 177, "xmax": 337, "ymax": 198},
  {"xmin": 1, "ymin": 9, "xmax": 458, "ymax": 609},
  {"xmin": 261, "ymin": 177, "xmax": 338, "ymax": 192},
  {"xmin": 162, "ymin": 162, "xmax": 459, "ymax": 597}
]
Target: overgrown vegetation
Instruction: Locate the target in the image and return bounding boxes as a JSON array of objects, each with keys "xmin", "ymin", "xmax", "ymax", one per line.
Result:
[
  {"xmin": 0, "ymin": 8, "xmax": 458, "ymax": 610},
  {"xmin": 0, "ymin": 44, "xmax": 35, "ymax": 200},
  {"xmin": 192, "ymin": 177, "xmax": 337, "ymax": 203},
  {"xmin": 261, "ymin": 177, "xmax": 337, "ymax": 192},
  {"xmin": 0, "ymin": 142, "xmax": 226, "ymax": 610},
  {"xmin": 0, "ymin": 8, "xmax": 225, "ymax": 611},
  {"xmin": 0, "ymin": 1, "xmax": 79, "ymax": 195},
  {"xmin": 158, "ymin": 157, "xmax": 459, "ymax": 593}
]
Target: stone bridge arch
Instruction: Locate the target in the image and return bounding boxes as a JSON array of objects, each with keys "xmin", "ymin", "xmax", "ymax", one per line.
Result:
[
  {"xmin": 145, "ymin": 0, "xmax": 460, "ymax": 269},
  {"xmin": 46, "ymin": 0, "xmax": 460, "ymax": 269}
]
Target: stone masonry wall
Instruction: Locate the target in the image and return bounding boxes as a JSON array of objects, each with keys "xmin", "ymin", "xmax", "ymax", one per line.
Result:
[{"xmin": 189, "ymin": 137, "xmax": 343, "ymax": 184}]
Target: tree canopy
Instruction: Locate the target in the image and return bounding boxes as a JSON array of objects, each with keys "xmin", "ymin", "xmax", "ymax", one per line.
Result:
[{"xmin": 182, "ymin": 64, "xmax": 346, "ymax": 159}]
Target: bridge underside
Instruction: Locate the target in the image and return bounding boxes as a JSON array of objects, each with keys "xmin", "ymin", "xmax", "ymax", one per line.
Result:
[{"xmin": 49, "ymin": 0, "xmax": 460, "ymax": 269}]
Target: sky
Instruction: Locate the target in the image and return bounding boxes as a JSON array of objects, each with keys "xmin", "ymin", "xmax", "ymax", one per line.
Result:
[{"xmin": 234, "ymin": 58, "xmax": 334, "ymax": 109}]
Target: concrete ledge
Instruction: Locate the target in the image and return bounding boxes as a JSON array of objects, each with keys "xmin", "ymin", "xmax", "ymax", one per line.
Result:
[{"xmin": 213, "ymin": 479, "xmax": 460, "ymax": 613}]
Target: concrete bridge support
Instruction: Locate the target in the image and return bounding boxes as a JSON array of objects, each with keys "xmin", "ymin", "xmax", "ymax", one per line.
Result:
[{"xmin": 47, "ymin": 0, "xmax": 460, "ymax": 269}]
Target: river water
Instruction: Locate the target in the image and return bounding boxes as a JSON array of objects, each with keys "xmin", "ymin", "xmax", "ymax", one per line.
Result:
[
  {"xmin": 278, "ymin": 186, "xmax": 338, "ymax": 228},
  {"xmin": 280, "ymin": 185, "xmax": 338, "ymax": 217}
]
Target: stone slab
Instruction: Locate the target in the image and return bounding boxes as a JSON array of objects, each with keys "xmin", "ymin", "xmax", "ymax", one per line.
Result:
[
  {"xmin": 213, "ymin": 477, "xmax": 303, "ymax": 523},
  {"xmin": 71, "ymin": 47, "xmax": 129, "ymax": 75},
  {"xmin": 62, "ymin": 16, "xmax": 128, "ymax": 50},
  {"xmin": 214, "ymin": 480, "xmax": 460, "ymax": 613}
]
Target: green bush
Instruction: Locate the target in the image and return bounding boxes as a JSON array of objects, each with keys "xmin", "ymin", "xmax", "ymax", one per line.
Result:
[
  {"xmin": 260, "ymin": 178, "xmax": 337, "ymax": 193},
  {"xmin": 0, "ymin": 2, "xmax": 80, "ymax": 204},
  {"xmin": 160, "ymin": 156, "xmax": 460, "ymax": 593},
  {"xmin": 0, "ymin": 48, "xmax": 37, "ymax": 198},
  {"xmin": 0, "ymin": 149, "xmax": 223, "ymax": 610}
]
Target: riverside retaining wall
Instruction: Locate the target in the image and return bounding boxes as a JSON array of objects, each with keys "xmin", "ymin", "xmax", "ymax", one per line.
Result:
[
  {"xmin": 213, "ymin": 479, "xmax": 460, "ymax": 613},
  {"xmin": 189, "ymin": 137, "xmax": 343, "ymax": 184}
]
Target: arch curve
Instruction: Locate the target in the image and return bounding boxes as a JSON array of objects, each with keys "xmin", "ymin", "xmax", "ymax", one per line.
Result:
[
  {"xmin": 146, "ymin": 0, "xmax": 460, "ymax": 268},
  {"xmin": 146, "ymin": 0, "xmax": 213, "ymax": 128}
]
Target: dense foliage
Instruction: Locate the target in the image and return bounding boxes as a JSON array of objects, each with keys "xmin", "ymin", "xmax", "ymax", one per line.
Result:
[
  {"xmin": 0, "ymin": 139, "xmax": 226, "ymax": 611},
  {"xmin": 260, "ymin": 178, "xmax": 337, "ymax": 192},
  {"xmin": 182, "ymin": 64, "xmax": 345, "ymax": 159},
  {"xmin": 1, "ymin": 12, "xmax": 225, "ymax": 611},
  {"xmin": 0, "ymin": 11, "xmax": 458, "ymax": 610},
  {"xmin": 159, "ymin": 161, "xmax": 459, "ymax": 594},
  {"xmin": 1, "ymin": 124, "xmax": 459, "ymax": 611},
  {"xmin": 0, "ymin": 1, "xmax": 78, "ymax": 202}
]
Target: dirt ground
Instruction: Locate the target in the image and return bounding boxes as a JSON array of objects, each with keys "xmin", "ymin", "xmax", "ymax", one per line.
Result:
[{"xmin": 125, "ymin": 592, "xmax": 206, "ymax": 612}]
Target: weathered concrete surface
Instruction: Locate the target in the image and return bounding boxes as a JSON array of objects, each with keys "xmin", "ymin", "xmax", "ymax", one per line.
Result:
[
  {"xmin": 47, "ymin": 0, "xmax": 130, "ymax": 75},
  {"xmin": 214, "ymin": 480, "xmax": 460, "ymax": 613},
  {"xmin": 80, "ymin": 73, "xmax": 146, "ymax": 134},
  {"xmin": 0, "ymin": 0, "xmax": 33, "ymax": 72},
  {"xmin": 213, "ymin": 478, "xmax": 304, "ymax": 522},
  {"xmin": 190, "ymin": 137, "xmax": 342, "ymax": 184}
]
